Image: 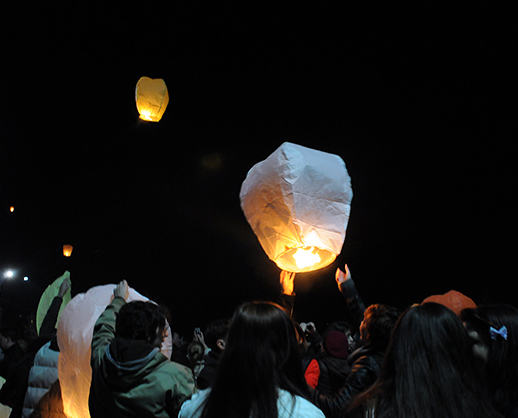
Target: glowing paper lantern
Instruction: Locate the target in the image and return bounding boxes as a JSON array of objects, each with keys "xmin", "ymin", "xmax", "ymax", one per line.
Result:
[
  {"xmin": 36, "ymin": 271, "xmax": 72, "ymax": 335},
  {"xmin": 63, "ymin": 245, "xmax": 73, "ymax": 257},
  {"xmin": 135, "ymin": 76, "xmax": 169, "ymax": 122},
  {"xmin": 57, "ymin": 284, "xmax": 173, "ymax": 418},
  {"xmin": 240, "ymin": 142, "xmax": 353, "ymax": 273}
]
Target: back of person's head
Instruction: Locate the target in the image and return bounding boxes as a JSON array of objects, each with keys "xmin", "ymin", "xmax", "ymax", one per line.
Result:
[
  {"xmin": 362, "ymin": 304, "xmax": 400, "ymax": 348},
  {"xmin": 462, "ymin": 304, "xmax": 518, "ymax": 415},
  {"xmin": 115, "ymin": 301, "xmax": 166, "ymax": 345},
  {"xmin": 324, "ymin": 320, "xmax": 355, "ymax": 353},
  {"xmin": 203, "ymin": 318, "xmax": 231, "ymax": 352},
  {"xmin": 386, "ymin": 303, "xmax": 475, "ymax": 378},
  {"xmin": 187, "ymin": 340, "xmax": 205, "ymax": 364},
  {"xmin": 359, "ymin": 303, "xmax": 500, "ymax": 418},
  {"xmin": 200, "ymin": 301, "xmax": 308, "ymax": 418},
  {"xmin": 323, "ymin": 330, "xmax": 348, "ymax": 360},
  {"xmin": 325, "ymin": 320, "xmax": 354, "ymax": 336}
]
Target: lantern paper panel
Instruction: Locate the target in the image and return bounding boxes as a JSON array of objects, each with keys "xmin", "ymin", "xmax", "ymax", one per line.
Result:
[
  {"xmin": 36, "ymin": 271, "xmax": 72, "ymax": 335},
  {"xmin": 135, "ymin": 76, "xmax": 169, "ymax": 122},
  {"xmin": 240, "ymin": 142, "xmax": 353, "ymax": 273},
  {"xmin": 57, "ymin": 284, "xmax": 173, "ymax": 418}
]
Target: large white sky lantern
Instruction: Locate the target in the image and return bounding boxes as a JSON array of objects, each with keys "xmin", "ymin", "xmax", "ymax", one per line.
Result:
[
  {"xmin": 57, "ymin": 284, "xmax": 173, "ymax": 418},
  {"xmin": 240, "ymin": 142, "xmax": 353, "ymax": 273},
  {"xmin": 135, "ymin": 76, "xmax": 169, "ymax": 122}
]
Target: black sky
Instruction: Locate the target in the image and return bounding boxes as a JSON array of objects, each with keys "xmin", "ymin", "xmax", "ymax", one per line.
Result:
[{"xmin": 1, "ymin": 4, "xmax": 515, "ymax": 334}]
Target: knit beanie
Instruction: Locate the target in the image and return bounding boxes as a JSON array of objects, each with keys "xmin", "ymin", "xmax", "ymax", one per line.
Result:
[
  {"xmin": 323, "ymin": 330, "xmax": 348, "ymax": 359},
  {"xmin": 421, "ymin": 290, "xmax": 477, "ymax": 317}
]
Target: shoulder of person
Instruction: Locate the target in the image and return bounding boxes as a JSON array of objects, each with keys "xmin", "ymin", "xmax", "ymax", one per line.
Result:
[
  {"xmin": 278, "ymin": 390, "xmax": 326, "ymax": 418},
  {"xmin": 178, "ymin": 389, "xmax": 210, "ymax": 418}
]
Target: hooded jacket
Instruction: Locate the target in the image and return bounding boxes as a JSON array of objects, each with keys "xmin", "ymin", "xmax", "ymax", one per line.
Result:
[{"xmin": 89, "ymin": 297, "xmax": 195, "ymax": 418}]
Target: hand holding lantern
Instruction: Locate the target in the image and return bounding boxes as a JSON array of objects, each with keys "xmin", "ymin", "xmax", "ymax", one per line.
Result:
[
  {"xmin": 280, "ymin": 270, "xmax": 296, "ymax": 296},
  {"xmin": 113, "ymin": 280, "xmax": 129, "ymax": 300}
]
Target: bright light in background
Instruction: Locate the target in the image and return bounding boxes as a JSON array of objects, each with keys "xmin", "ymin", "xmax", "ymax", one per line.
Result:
[
  {"xmin": 24, "ymin": 277, "xmax": 29, "ymax": 281},
  {"xmin": 4, "ymin": 270, "xmax": 14, "ymax": 278},
  {"xmin": 10, "ymin": 206, "xmax": 14, "ymax": 212}
]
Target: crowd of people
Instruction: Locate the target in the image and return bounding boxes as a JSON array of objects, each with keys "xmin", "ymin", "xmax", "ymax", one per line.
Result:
[{"xmin": 0, "ymin": 266, "xmax": 517, "ymax": 418}]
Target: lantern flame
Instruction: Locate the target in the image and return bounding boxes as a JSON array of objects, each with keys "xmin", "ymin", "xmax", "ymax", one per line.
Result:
[
  {"xmin": 293, "ymin": 247, "xmax": 322, "ymax": 269},
  {"xmin": 63, "ymin": 245, "xmax": 73, "ymax": 257},
  {"xmin": 139, "ymin": 110, "xmax": 153, "ymax": 121}
]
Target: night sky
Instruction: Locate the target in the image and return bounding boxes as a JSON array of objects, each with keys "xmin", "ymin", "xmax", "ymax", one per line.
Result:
[{"xmin": 1, "ymin": 4, "xmax": 514, "ymax": 335}]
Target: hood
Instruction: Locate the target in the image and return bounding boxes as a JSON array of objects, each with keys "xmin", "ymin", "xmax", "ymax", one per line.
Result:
[
  {"xmin": 100, "ymin": 337, "xmax": 164, "ymax": 390},
  {"xmin": 321, "ymin": 356, "xmax": 350, "ymax": 380}
]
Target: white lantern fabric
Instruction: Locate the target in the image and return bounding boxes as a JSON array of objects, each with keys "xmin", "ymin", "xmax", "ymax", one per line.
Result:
[
  {"xmin": 240, "ymin": 142, "xmax": 353, "ymax": 273},
  {"xmin": 135, "ymin": 76, "xmax": 169, "ymax": 122},
  {"xmin": 57, "ymin": 284, "xmax": 173, "ymax": 418}
]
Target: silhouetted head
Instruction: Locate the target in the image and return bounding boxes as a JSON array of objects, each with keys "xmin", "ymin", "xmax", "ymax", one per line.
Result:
[
  {"xmin": 204, "ymin": 318, "xmax": 231, "ymax": 352},
  {"xmin": 116, "ymin": 301, "xmax": 167, "ymax": 347},
  {"xmin": 360, "ymin": 304, "xmax": 400, "ymax": 348}
]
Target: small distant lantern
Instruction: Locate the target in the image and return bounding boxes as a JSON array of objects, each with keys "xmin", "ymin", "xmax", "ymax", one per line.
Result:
[
  {"xmin": 63, "ymin": 245, "xmax": 73, "ymax": 257},
  {"xmin": 240, "ymin": 142, "xmax": 353, "ymax": 273},
  {"xmin": 10, "ymin": 206, "xmax": 14, "ymax": 212},
  {"xmin": 135, "ymin": 76, "xmax": 169, "ymax": 122}
]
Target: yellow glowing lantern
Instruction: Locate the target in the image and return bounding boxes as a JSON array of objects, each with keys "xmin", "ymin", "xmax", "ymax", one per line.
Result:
[
  {"xmin": 63, "ymin": 245, "xmax": 73, "ymax": 257},
  {"xmin": 240, "ymin": 142, "xmax": 353, "ymax": 273},
  {"xmin": 135, "ymin": 76, "xmax": 169, "ymax": 122},
  {"xmin": 9, "ymin": 206, "xmax": 14, "ymax": 212}
]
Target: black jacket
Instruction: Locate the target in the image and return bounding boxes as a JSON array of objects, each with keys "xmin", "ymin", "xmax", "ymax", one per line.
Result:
[
  {"xmin": 196, "ymin": 349, "xmax": 221, "ymax": 390},
  {"xmin": 311, "ymin": 344, "xmax": 386, "ymax": 418}
]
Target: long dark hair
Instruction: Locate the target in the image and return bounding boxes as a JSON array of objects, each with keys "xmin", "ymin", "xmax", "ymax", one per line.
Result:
[
  {"xmin": 349, "ymin": 303, "xmax": 501, "ymax": 418},
  {"xmin": 200, "ymin": 301, "xmax": 309, "ymax": 418},
  {"xmin": 462, "ymin": 304, "xmax": 518, "ymax": 416}
]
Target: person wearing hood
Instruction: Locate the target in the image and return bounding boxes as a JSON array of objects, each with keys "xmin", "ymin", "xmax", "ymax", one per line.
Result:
[
  {"xmin": 88, "ymin": 280, "xmax": 195, "ymax": 418},
  {"xmin": 304, "ymin": 329, "xmax": 351, "ymax": 395}
]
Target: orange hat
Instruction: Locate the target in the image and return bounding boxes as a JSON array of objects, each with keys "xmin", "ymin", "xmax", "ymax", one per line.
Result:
[{"xmin": 421, "ymin": 290, "xmax": 477, "ymax": 317}]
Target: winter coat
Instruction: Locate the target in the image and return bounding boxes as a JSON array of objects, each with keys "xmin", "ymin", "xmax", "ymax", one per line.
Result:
[
  {"xmin": 305, "ymin": 355, "xmax": 351, "ymax": 395},
  {"xmin": 0, "ymin": 297, "xmax": 64, "ymax": 418},
  {"xmin": 28, "ymin": 380, "xmax": 65, "ymax": 418},
  {"xmin": 88, "ymin": 297, "xmax": 195, "ymax": 418},
  {"xmin": 196, "ymin": 350, "xmax": 220, "ymax": 390},
  {"xmin": 178, "ymin": 388, "xmax": 326, "ymax": 418},
  {"xmin": 22, "ymin": 341, "xmax": 60, "ymax": 418},
  {"xmin": 311, "ymin": 344, "xmax": 386, "ymax": 418}
]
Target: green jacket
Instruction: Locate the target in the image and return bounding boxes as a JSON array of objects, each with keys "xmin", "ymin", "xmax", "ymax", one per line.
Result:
[{"xmin": 89, "ymin": 297, "xmax": 195, "ymax": 418}]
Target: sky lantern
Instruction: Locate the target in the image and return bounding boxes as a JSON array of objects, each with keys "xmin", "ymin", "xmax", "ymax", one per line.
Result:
[
  {"xmin": 57, "ymin": 284, "xmax": 173, "ymax": 418},
  {"xmin": 9, "ymin": 206, "xmax": 14, "ymax": 212},
  {"xmin": 240, "ymin": 142, "xmax": 353, "ymax": 273},
  {"xmin": 135, "ymin": 76, "xmax": 169, "ymax": 122},
  {"xmin": 63, "ymin": 244, "xmax": 73, "ymax": 257},
  {"xmin": 36, "ymin": 271, "xmax": 72, "ymax": 334}
]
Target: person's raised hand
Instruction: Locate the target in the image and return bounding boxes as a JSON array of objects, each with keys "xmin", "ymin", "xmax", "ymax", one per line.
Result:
[
  {"xmin": 58, "ymin": 277, "xmax": 71, "ymax": 297},
  {"xmin": 335, "ymin": 264, "xmax": 351, "ymax": 285},
  {"xmin": 113, "ymin": 280, "xmax": 129, "ymax": 301},
  {"xmin": 280, "ymin": 270, "xmax": 296, "ymax": 295}
]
